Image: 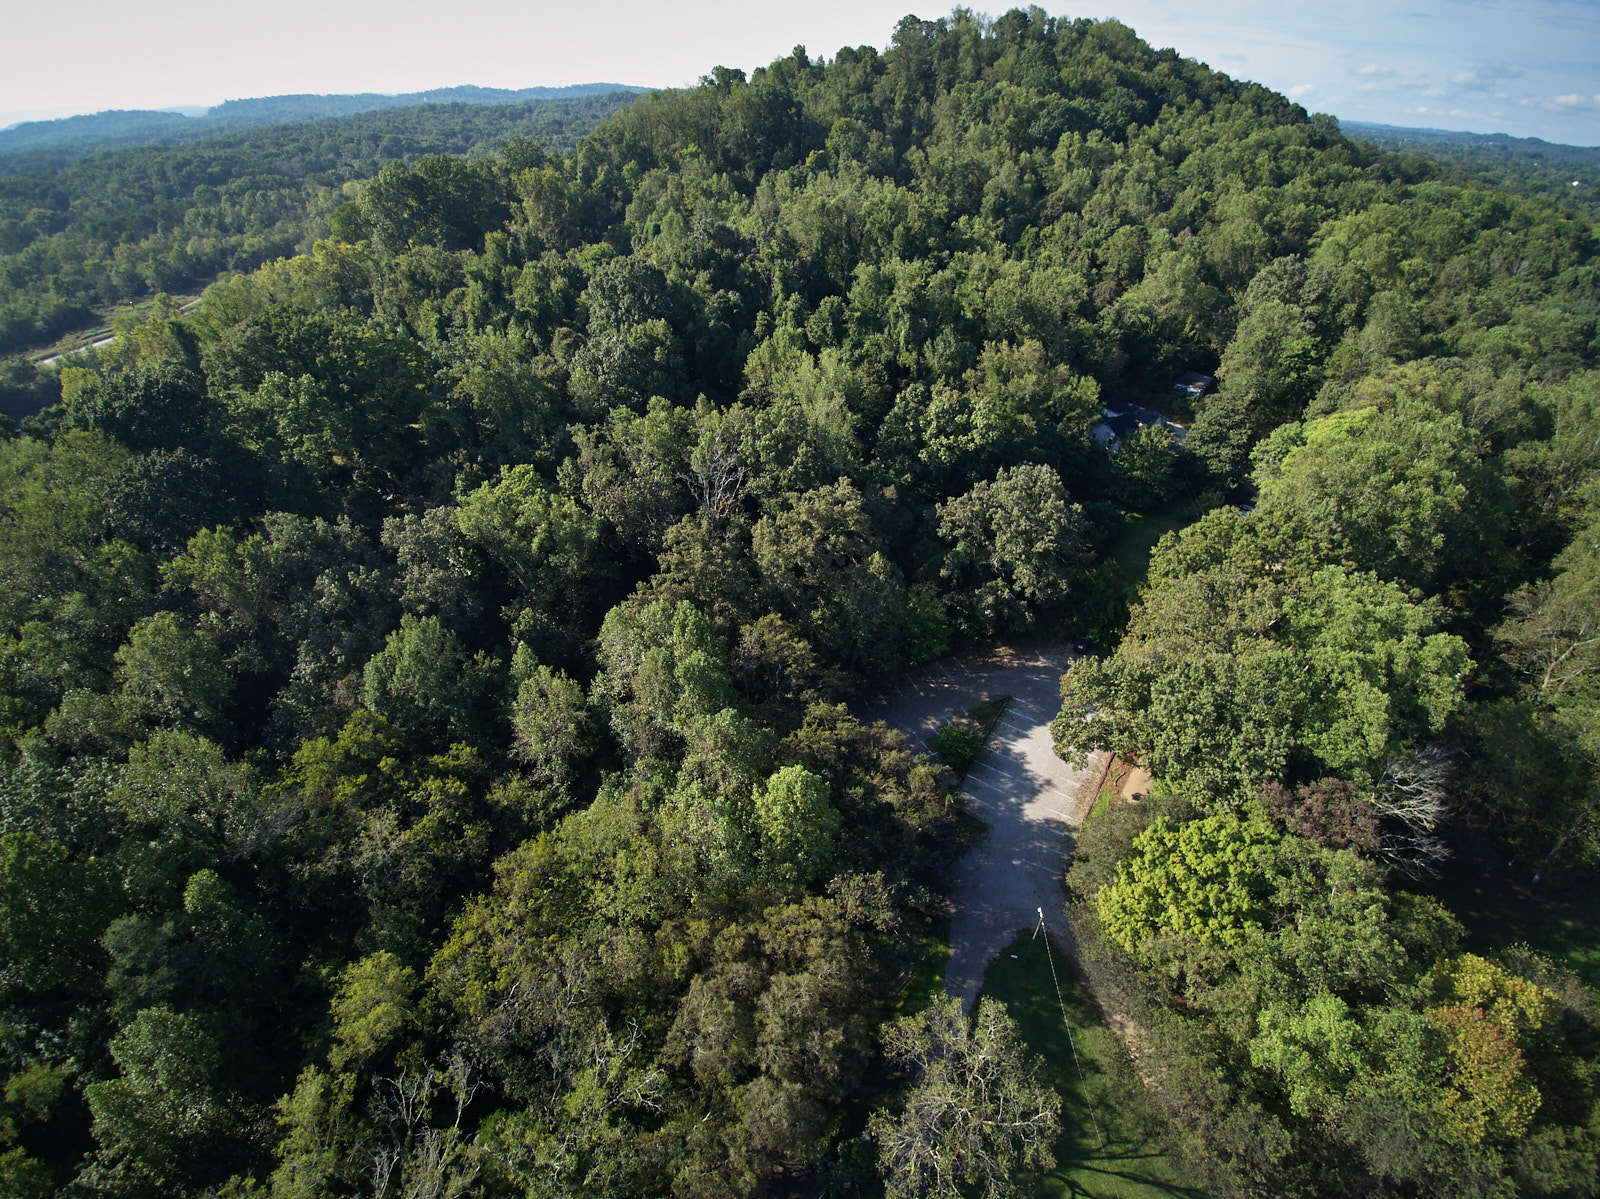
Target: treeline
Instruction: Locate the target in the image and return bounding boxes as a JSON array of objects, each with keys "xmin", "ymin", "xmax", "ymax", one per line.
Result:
[
  {"xmin": 0, "ymin": 92, "xmax": 640, "ymax": 355},
  {"xmin": 0, "ymin": 7, "xmax": 1596, "ymax": 1197}
]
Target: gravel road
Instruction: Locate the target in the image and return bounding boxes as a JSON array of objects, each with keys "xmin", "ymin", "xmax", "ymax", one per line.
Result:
[{"xmin": 865, "ymin": 647, "xmax": 1105, "ymax": 1009}]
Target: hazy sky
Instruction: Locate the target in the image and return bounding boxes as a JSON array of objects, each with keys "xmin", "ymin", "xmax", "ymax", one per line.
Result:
[{"xmin": 3, "ymin": 0, "xmax": 1597, "ymax": 144}]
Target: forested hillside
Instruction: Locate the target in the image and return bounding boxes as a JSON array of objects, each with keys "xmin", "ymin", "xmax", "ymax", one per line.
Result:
[
  {"xmin": 1, "ymin": 9, "xmax": 1598, "ymax": 1198},
  {"xmin": 0, "ymin": 85, "xmax": 648, "ymax": 169},
  {"xmin": 0, "ymin": 92, "xmax": 640, "ymax": 358},
  {"xmin": 1343, "ymin": 121, "xmax": 1600, "ymax": 225}
]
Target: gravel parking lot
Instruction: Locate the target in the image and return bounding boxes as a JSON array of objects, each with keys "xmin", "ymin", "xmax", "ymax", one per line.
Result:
[{"xmin": 863, "ymin": 646, "xmax": 1105, "ymax": 1008}]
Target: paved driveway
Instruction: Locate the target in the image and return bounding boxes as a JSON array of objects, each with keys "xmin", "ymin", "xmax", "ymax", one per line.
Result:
[{"xmin": 864, "ymin": 647, "xmax": 1105, "ymax": 1008}]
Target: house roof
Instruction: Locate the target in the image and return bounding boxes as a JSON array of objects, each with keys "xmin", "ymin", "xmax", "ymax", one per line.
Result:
[
  {"xmin": 1103, "ymin": 411, "xmax": 1142, "ymax": 440},
  {"xmin": 1092, "ymin": 402, "xmax": 1189, "ymax": 450}
]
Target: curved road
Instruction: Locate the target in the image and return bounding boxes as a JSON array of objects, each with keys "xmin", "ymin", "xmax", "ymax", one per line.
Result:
[{"xmin": 865, "ymin": 647, "xmax": 1105, "ymax": 1008}]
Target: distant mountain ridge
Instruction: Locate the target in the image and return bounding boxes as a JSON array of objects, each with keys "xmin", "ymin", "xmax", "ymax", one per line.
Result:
[
  {"xmin": 1342, "ymin": 120, "xmax": 1600, "ymax": 164},
  {"xmin": 1342, "ymin": 119, "xmax": 1599, "ymax": 222},
  {"xmin": 0, "ymin": 83, "xmax": 649, "ymax": 162}
]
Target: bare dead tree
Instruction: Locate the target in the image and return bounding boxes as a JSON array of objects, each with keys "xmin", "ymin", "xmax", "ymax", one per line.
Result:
[
  {"xmin": 362, "ymin": 1061, "xmax": 483, "ymax": 1199},
  {"xmin": 678, "ymin": 422, "xmax": 748, "ymax": 533},
  {"xmin": 369, "ymin": 1068, "xmax": 432, "ymax": 1136},
  {"xmin": 593, "ymin": 1018, "xmax": 666, "ymax": 1116},
  {"xmin": 1371, "ymin": 744, "xmax": 1453, "ymax": 876},
  {"xmin": 869, "ymin": 995, "xmax": 1060, "ymax": 1199},
  {"xmin": 440, "ymin": 1050, "xmax": 483, "ymax": 1130},
  {"xmin": 397, "ymin": 1125, "xmax": 478, "ymax": 1199},
  {"xmin": 369, "ymin": 1142, "xmax": 400, "ymax": 1199}
]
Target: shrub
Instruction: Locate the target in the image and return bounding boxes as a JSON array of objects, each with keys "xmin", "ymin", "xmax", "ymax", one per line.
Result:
[{"xmin": 929, "ymin": 722, "xmax": 984, "ymax": 770}]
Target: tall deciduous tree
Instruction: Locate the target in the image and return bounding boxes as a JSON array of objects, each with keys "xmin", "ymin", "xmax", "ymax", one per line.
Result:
[
  {"xmin": 870, "ymin": 994, "xmax": 1060, "ymax": 1199},
  {"xmin": 454, "ymin": 465, "xmax": 615, "ymax": 664},
  {"xmin": 753, "ymin": 479, "xmax": 907, "ymax": 677},
  {"xmin": 752, "ymin": 764, "xmax": 839, "ymax": 885},
  {"xmin": 1059, "ymin": 515, "xmax": 1469, "ymax": 802},
  {"xmin": 937, "ymin": 463, "xmax": 1090, "ymax": 637},
  {"xmin": 361, "ymin": 614, "xmax": 497, "ymax": 748}
]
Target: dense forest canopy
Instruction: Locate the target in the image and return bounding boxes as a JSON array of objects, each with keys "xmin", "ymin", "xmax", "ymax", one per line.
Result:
[{"xmin": 0, "ymin": 8, "xmax": 1598, "ymax": 1198}]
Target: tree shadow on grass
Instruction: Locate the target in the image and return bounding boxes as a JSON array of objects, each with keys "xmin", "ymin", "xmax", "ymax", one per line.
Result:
[{"xmin": 979, "ymin": 931, "xmax": 1211, "ymax": 1199}]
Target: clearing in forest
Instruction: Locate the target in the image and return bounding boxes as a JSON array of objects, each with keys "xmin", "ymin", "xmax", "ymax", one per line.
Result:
[{"xmin": 865, "ymin": 645, "xmax": 1103, "ymax": 1008}]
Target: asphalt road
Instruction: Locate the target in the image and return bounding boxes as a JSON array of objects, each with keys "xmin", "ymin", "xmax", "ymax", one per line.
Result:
[{"xmin": 865, "ymin": 646, "xmax": 1105, "ymax": 1009}]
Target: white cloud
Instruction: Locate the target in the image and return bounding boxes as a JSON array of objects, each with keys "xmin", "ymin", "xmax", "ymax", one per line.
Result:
[
  {"xmin": 1423, "ymin": 87, "xmax": 1447, "ymax": 97},
  {"xmin": 1288, "ymin": 83, "xmax": 1315, "ymax": 97},
  {"xmin": 1354, "ymin": 63, "xmax": 1396, "ymax": 78},
  {"xmin": 1540, "ymin": 93, "xmax": 1600, "ymax": 111},
  {"xmin": 1452, "ymin": 63, "xmax": 1521, "ymax": 91}
]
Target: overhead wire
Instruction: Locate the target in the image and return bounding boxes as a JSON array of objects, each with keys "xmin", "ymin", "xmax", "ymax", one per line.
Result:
[
  {"xmin": 1032, "ymin": 907, "xmax": 1129, "ymax": 1197},
  {"xmin": 1032, "ymin": 907, "xmax": 1103, "ymax": 1147}
]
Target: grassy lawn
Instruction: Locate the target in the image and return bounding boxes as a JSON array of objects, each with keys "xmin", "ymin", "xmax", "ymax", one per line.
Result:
[
  {"xmin": 1107, "ymin": 507, "xmax": 1198, "ymax": 591},
  {"xmin": 1414, "ymin": 866, "xmax": 1600, "ymax": 990},
  {"xmin": 979, "ymin": 933, "xmax": 1205, "ymax": 1198}
]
